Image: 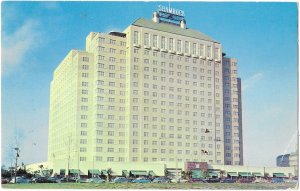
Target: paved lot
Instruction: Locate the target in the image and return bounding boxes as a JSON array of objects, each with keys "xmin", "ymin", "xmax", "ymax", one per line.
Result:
[{"xmin": 2, "ymin": 182, "xmax": 298, "ymax": 189}]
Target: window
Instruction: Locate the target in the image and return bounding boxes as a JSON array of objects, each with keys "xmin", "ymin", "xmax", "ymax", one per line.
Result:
[
  {"xmin": 82, "ymin": 57, "xmax": 89, "ymax": 62},
  {"xmin": 192, "ymin": 43, "xmax": 197, "ymax": 55},
  {"xmin": 82, "ymin": 73, "xmax": 88, "ymax": 78},
  {"xmin": 214, "ymin": 47, "xmax": 220, "ymax": 60},
  {"xmin": 80, "ymin": 131, "xmax": 87, "ymax": 136},
  {"xmin": 153, "ymin": 35, "xmax": 158, "ymax": 47},
  {"xmin": 82, "ymin": 65, "xmax": 89, "ymax": 70},
  {"xmin": 200, "ymin": 44, "xmax": 204, "ymax": 57},
  {"xmin": 80, "ymin": 157, "xmax": 86, "ymax": 161},
  {"xmin": 161, "ymin": 36, "xmax": 166, "ymax": 49},
  {"xmin": 177, "ymin": 40, "xmax": 182, "ymax": 52},
  {"xmin": 134, "ymin": 31, "xmax": 139, "ymax": 44},
  {"xmin": 169, "ymin": 38, "xmax": 174, "ymax": 50},
  {"xmin": 99, "ymin": 37, "xmax": 105, "ymax": 42},
  {"xmin": 207, "ymin": 46, "xmax": 212, "ymax": 58},
  {"xmin": 144, "ymin": 33, "xmax": 149, "ymax": 46},
  {"xmin": 184, "ymin": 41, "xmax": 189, "ymax": 53},
  {"xmin": 110, "ymin": 39, "xmax": 116, "ymax": 44}
]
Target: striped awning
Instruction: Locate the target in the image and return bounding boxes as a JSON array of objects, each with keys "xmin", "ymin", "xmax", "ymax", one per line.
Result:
[
  {"xmin": 130, "ymin": 170, "xmax": 148, "ymax": 176},
  {"xmin": 122, "ymin": 170, "xmax": 129, "ymax": 176},
  {"xmin": 227, "ymin": 172, "xmax": 238, "ymax": 177},
  {"xmin": 191, "ymin": 170, "xmax": 205, "ymax": 178},
  {"xmin": 273, "ymin": 173, "xmax": 286, "ymax": 178},
  {"xmin": 208, "ymin": 172, "xmax": 219, "ymax": 177},
  {"xmin": 149, "ymin": 171, "xmax": 156, "ymax": 176},
  {"xmin": 252, "ymin": 172, "xmax": 262, "ymax": 177},
  {"xmin": 88, "ymin": 169, "xmax": 100, "ymax": 175},
  {"xmin": 69, "ymin": 169, "xmax": 79, "ymax": 174},
  {"xmin": 238, "ymin": 172, "xmax": 252, "ymax": 177}
]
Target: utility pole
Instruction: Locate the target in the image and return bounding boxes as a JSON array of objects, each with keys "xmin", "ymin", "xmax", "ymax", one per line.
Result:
[{"xmin": 14, "ymin": 148, "xmax": 20, "ymax": 183}]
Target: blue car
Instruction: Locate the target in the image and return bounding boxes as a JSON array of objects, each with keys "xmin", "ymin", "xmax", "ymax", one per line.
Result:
[
  {"xmin": 113, "ymin": 177, "xmax": 131, "ymax": 183},
  {"xmin": 271, "ymin": 178, "xmax": 284, "ymax": 183},
  {"xmin": 152, "ymin": 177, "xmax": 171, "ymax": 183},
  {"xmin": 132, "ymin": 177, "xmax": 151, "ymax": 183}
]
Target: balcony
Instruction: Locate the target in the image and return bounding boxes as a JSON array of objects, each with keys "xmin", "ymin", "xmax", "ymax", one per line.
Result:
[{"xmin": 133, "ymin": 43, "xmax": 141, "ymax": 48}]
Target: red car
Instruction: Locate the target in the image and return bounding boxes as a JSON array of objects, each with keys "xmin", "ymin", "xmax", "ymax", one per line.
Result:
[{"xmin": 1, "ymin": 178, "xmax": 9, "ymax": 184}]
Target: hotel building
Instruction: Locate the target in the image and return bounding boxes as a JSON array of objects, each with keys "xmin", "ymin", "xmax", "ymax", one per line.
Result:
[{"xmin": 48, "ymin": 7, "xmax": 243, "ymax": 175}]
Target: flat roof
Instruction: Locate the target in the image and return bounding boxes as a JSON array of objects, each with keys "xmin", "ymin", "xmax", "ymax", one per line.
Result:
[{"xmin": 132, "ymin": 18, "xmax": 218, "ymax": 43}]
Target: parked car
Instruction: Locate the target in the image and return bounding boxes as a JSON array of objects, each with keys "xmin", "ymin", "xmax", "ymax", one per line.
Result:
[
  {"xmin": 59, "ymin": 177, "xmax": 76, "ymax": 183},
  {"xmin": 205, "ymin": 178, "xmax": 220, "ymax": 183},
  {"xmin": 152, "ymin": 177, "xmax": 171, "ymax": 183},
  {"xmin": 47, "ymin": 177, "xmax": 61, "ymax": 183},
  {"xmin": 132, "ymin": 177, "xmax": 151, "ymax": 183},
  {"xmin": 220, "ymin": 178, "xmax": 236, "ymax": 183},
  {"xmin": 33, "ymin": 177, "xmax": 54, "ymax": 183},
  {"xmin": 271, "ymin": 178, "xmax": 284, "ymax": 183},
  {"xmin": 238, "ymin": 178, "xmax": 253, "ymax": 183},
  {"xmin": 284, "ymin": 178, "xmax": 298, "ymax": 183},
  {"xmin": 1, "ymin": 178, "xmax": 9, "ymax": 184},
  {"xmin": 189, "ymin": 178, "xmax": 207, "ymax": 183},
  {"xmin": 112, "ymin": 177, "xmax": 131, "ymax": 183},
  {"xmin": 171, "ymin": 178, "xmax": 188, "ymax": 183},
  {"xmin": 10, "ymin": 177, "xmax": 32, "ymax": 184},
  {"xmin": 87, "ymin": 177, "xmax": 105, "ymax": 183}
]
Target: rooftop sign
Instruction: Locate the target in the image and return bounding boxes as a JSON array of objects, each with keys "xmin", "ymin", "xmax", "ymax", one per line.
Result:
[{"xmin": 158, "ymin": 5, "xmax": 185, "ymax": 17}]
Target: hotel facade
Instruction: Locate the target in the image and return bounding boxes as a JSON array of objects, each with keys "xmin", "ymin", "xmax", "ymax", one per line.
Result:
[{"xmin": 47, "ymin": 7, "xmax": 245, "ymax": 176}]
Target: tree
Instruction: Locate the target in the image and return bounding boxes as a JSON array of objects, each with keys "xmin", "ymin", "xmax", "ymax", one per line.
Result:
[
  {"xmin": 220, "ymin": 170, "xmax": 225, "ymax": 179},
  {"xmin": 203, "ymin": 171, "xmax": 210, "ymax": 179},
  {"xmin": 186, "ymin": 170, "xmax": 192, "ymax": 179},
  {"xmin": 181, "ymin": 171, "xmax": 186, "ymax": 179},
  {"xmin": 38, "ymin": 165, "xmax": 44, "ymax": 176},
  {"xmin": 107, "ymin": 168, "xmax": 112, "ymax": 182}
]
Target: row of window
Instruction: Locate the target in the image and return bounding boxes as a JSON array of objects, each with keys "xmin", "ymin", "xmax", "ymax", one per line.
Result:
[
  {"xmin": 97, "ymin": 63, "xmax": 126, "ymax": 71},
  {"xmin": 78, "ymin": 156, "xmax": 220, "ymax": 163},
  {"xmin": 98, "ymin": 46, "xmax": 126, "ymax": 55},
  {"xmin": 133, "ymin": 31, "xmax": 220, "ymax": 59},
  {"xmin": 98, "ymin": 36, "xmax": 126, "ymax": 46},
  {"xmin": 133, "ymin": 56, "xmax": 220, "ymax": 70},
  {"xmin": 98, "ymin": 55, "xmax": 126, "ymax": 63}
]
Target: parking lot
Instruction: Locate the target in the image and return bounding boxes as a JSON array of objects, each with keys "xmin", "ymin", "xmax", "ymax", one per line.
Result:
[{"xmin": 2, "ymin": 182, "xmax": 298, "ymax": 190}]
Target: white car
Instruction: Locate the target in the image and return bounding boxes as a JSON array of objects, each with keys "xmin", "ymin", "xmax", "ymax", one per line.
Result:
[{"xmin": 171, "ymin": 178, "xmax": 188, "ymax": 183}]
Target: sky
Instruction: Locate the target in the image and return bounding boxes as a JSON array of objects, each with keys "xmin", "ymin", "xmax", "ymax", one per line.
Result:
[{"xmin": 1, "ymin": 2, "xmax": 298, "ymax": 168}]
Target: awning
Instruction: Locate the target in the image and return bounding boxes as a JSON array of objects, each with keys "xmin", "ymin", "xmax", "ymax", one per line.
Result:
[
  {"xmin": 227, "ymin": 172, "xmax": 238, "ymax": 177},
  {"xmin": 252, "ymin": 172, "xmax": 262, "ymax": 177},
  {"xmin": 208, "ymin": 172, "xmax": 219, "ymax": 177},
  {"xmin": 101, "ymin": 170, "xmax": 108, "ymax": 175},
  {"xmin": 130, "ymin": 170, "xmax": 148, "ymax": 176},
  {"xmin": 88, "ymin": 169, "xmax": 100, "ymax": 175},
  {"xmin": 191, "ymin": 170, "xmax": 205, "ymax": 178},
  {"xmin": 149, "ymin": 171, "xmax": 156, "ymax": 176},
  {"xmin": 273, "ymin": 173, "xmax": 286, "ymax": 178},
  {"xmin": 122, "ymin": 170, "xmax": 129, "ymax": 176},
  {"xmin": 69, "ymin": 169, "xmax": 79, "ymax": 174},
  {"xmin": 238, "ymin": 172, "xmax": 252, "ymax": 177}
]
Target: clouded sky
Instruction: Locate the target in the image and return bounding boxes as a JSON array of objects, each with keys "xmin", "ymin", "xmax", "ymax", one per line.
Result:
[{"xmin": 1, "ymin": 2, "xmax": 298, "ymax": 167}]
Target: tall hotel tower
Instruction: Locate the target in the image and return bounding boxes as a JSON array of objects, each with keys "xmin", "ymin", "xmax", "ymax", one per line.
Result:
[{"xmin": 48, "ymin": 6, "xmax": 243, "ymax": 174}]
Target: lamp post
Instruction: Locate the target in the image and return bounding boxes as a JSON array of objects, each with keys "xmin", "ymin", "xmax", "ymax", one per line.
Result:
[{"xmin": 14, "ymin": 147, "xmax": 20, "ymax": 183}]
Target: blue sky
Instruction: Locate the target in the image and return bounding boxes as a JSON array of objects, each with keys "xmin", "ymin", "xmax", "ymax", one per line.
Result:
[{"xmin": 1, "ymin": 2, "xmax": 298, "ymax": 167}]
